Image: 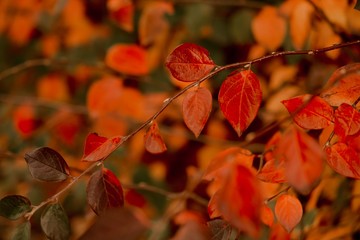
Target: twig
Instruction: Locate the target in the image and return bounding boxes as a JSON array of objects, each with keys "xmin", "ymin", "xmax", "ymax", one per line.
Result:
[{"xmin": 265, "ymin": 186, "xmax": 291, "ymax": 203}]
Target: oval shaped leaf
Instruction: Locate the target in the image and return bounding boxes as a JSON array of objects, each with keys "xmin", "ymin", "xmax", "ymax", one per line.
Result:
[
  {"xmin": 257, "ymin": 158, "xmax": 286, "ymax": 183},
  {"xmin": 0, "ymin": 195, "xmax": 31, "ymax": 220},
  {"xmin": 24, "ymin": 147, "xmax": 70, "ymax": 182},
  {"xmin": 275, "ymin": 194, "xmax": 303, "ymax": 232},
  {"xmin": 182, "ymin": 87, "xmax": 212, "ymax": 137},
  {"xmin": 144, "ymin": 121, "xmax": 167, "ymax": 154},
  {"xmin": 278, "ymin": 126, "xmax": 324, "ymax": 194},
  {"xmin": 41, "ymin": 203, "xmax": 70, "ymax": 240},
  {"xmin": 82, "ymin": 133, "xmax": 123, "ymax": 162},
  {"xmin": 218, "ymin": 70, "xmax": 262, "ymax": 137},
  {"xmin": 325, "ymin": 142, "xmax": 360, "ymax": 179},
  {"xmin": 165, "ymin": 43, "xmax": 216, "ymax": 82},
  {"xmin": 260, "ymin": 204, "xmax": 274, "ymax": 227},
  {"xmin": 11, "ymin": 221, "xmax": 31, "ymax": 240},
  {"xmin": 87, "ymin": 168, "xmax": 124, "ymax": 215},
  {"xmin": 334, "ymin": 103, "xmax": 360, "ymax": 139},
  {"xmin": 281, "ymin": 94, "xmax": 334, "ymax": 129},
  {"xmin": 105, "ymin": 44, "xmax": 149, "ymax": 76}
]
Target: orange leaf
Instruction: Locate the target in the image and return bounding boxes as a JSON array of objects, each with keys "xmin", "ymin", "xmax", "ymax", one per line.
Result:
[
  {"xmin": 275, "ymin": 194, "xmax": 303, "ymax": 232},
  {"xmin": 144, "ymin": 121, "xmax": 167, "ymax": 154},
  {"xmin": 282, "ymin": 94, "xmax": 334, "ymax": 129},
  {"xmin": 320, "ymin": 73, "xmax": 360, "ymax": 106},
  {"xmin": 261, "ymin": 204, "xmax": 274, "ymax": 227},
  {"xmin": 105, "ymin": 44, "xmax": 149, "ymax": 76},
  {"xmin": 82, "ymin": 133, "xmax": 123, "ymax": 162},
  {"xmin": 12, "ymin": 104, "xmax": 39, "ymax": 138},
  {"xmin": 334, "ymin": 103, "xmax": 360, "ymax": 138},
  {"xmin": 279, "ymin": 126, "xmax": 324, "ymax": 194},
  {"xmin": 182, "ymin": 87, "xmax": 212, "ymax": 137},
  {"xmin": 165, "ymin": 43, "xmax": 216, "ymax": 82},
  {"xmin": 325, "ymin": 142, "xmax": 360, "ymax": 179},
  {"xmin": 257, "ymin": 158, "xmax": 286, "ymax": 183},
  {"xmin": 37, "ymin": 74, "xmax": 70, "ymax": 102},
  {"xmin": 251, "ymin": 6, "xmax": 286, "ymax": 51},
  {"xmin": 108, "ymin": 0, "xmax": 134, "ymax": 32},
  {"xmin": 209, "ymin": 165, "xmax": 262, "ymax": 238},
  {"xmin": 218, "ymin": 70, "xmax": 262, "ymax": 137},
  {"xmin": 289, "ymin": 1, "xmax": 313, "ymax": 49}
]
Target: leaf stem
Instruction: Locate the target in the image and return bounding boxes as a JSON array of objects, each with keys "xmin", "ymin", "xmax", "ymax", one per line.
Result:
[{"xmin": 265, "ymin": 186, "xmax": 291, "ymax": 203}]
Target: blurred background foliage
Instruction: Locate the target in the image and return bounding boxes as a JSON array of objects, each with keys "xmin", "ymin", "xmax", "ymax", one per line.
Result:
[{"xmin": 0, "ymin": 0, "xmax": 360, "ymax": 239}]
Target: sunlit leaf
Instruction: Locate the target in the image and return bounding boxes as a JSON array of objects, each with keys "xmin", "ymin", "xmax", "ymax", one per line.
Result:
[
  {"xmin": 275, "ymin": 194, "xmax": 303, "ymax": 232},
  {"xmin": 251, "ymin": 6, "xmax": 286, "ymax": 51},
  {"xmin": 282, "ymin": 94, "xmax": 334, "ymax": 129},
  {"xmin": 144, "ymin": 121, "xmax": 167, "ymax": 154},
  {"xmin": 105, "ymin": 44, "xmax": 149, "ymax": 76},
  {"xmin": 24, "ymin": 147, "xmax": 70, "ymax": 182},
  {"xmin": 260, "ymin": 204, "xmax": 274, "ymax": 227},
  {"xmin": 82, "ymin": 133, "xmax": 122, "ymax": 162},
  {"xmin": 279, "ymin": 126, "xmax": 324, "ymax": 194},
  {"xmin": 0, "ymin": 195, "xmax": 31, "ymax": 220},
  {"xmin": 289, "ymin": 1, "xmax": 313, "ymax": 49},
  {"xmin": 334, "ymin": 103, "xmax": 360, "ymax": 138},
  {"xmin": 165, "ymin": 43, "xmax": 216, "ymax": 82},
  {"xmin": 182, "ymin": 87, "xmax": 212, "ymax": 137},
  {"xmin": 218, "ymin": 70, "xmax": 262, "ymax": 137},
  {"xmin": 325, "ymin": 142, "xmax": 360, "ymax": 179},
  {"xmin": 41, "ymin": 203, "xmax": 70, "ymax": 240},
  {"xmin": 11, "ymin": 221, "xmax": 31, "ymax": 240},
  {"xmin": 87, "ymin": 168, "xmax": 124, "ymax": 215},
  {"xmin": 257, "ymin": 158, "xmax": 286, "ymax": 183},
  {"xmin": 79, "ymin": 208, "xmax": 148, "ymax": 240},
  {"xmin": 321, "ymin": 73, "xmax": 360, "ymax": 106}
]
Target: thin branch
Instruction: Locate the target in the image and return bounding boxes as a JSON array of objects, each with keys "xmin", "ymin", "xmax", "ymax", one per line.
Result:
[
  {"xmin": 265, "ymin": 186, "xmax": 291, "ymax": 203},
  {"xmin": 169, "ymin": 0, "xmax": 265, "ymax": 8},
  {"xmin": 0, "ymin": 59, "xmax": 53, "ymax": 81}
]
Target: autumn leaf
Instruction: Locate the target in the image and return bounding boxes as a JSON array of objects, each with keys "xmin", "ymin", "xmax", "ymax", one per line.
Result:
[
  {"xmin": 82, "ymin": 133, "xmax": 122, "ymax": 162},
  {"xmin": 261, "ymin": 204, "xmax": 274, "ymax": 227},
  {"xmin": 12, "ymin": 104, "xmax": 39, "ymax": 138},
  {"xmin": 251, "ymin": 6, "xmax": 286, "ymax": 51},
  {"xmin": 282, "ymin": 94, "xmax": 334, "ymax": 129},
  {"xmin": 144, "ymin": 121, "xmax": 167, "ymax": 154},
  {"xmin": 275, "ymin": 194, "xmax": 303, "ymax": 232},
  {"xmin": 257, "ymin": 158, "xmax": 286, "ymax": 183},
  {"xmin": 108, "ymin": 0, "xmax": 134, "ymax": 32},
  {"xmin": 165, "ymin": 43, "xmax": 216, "ymax": 82},
  {"xmin": 289, "ymin": 1, "xmax": 313, "ymax": 49},
  {"xmin": 24, "ymin": 147, "xmax": 70, "ymax": 182},
  {"xmin": 11, "ymin": 221, "xmax": 31, "ymax": 240},
  {"xmin": 87, "ymin": 168, "xmax": 124, "ymax": 215},
  {"xmin": 334, "ymin": 103, "xmax": 360, "ymax": 139},
  {"xmin": 320, "ymin": 73, "xmax": 360, "ymax": 107},
  {"xmin": 278, "ymin": 126, "xmax": 324, "ymax": 194},
  {"xmin": 182, "ymin": 87, "xmax": 212, "ymax": 137},
  {"xmin": 105, "ymin": 44, "xmax": 149, "ymax": 76},
  {"xmin": 325, "ymin": 142, "xmax": 360, "ymax": 179},
  {"xmin": 218, "ymin": 70, "xmax": 262, "ymax": 137}
]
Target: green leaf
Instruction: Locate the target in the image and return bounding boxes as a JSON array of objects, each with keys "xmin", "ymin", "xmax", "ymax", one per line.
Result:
[
  {"xmin": 0, "ymin": 195, "xmax": 31, "ymax": 220},
  {"xmin": 11, "ymin": 221, "xmax": 31, "ymax": 240},
  {"xmin": 24, "ymin": 147, "xmax": 70, "ymax": 182},
  {"xmin": 41, "ymin": 203, "xmax": 70, "ymax": 240}
]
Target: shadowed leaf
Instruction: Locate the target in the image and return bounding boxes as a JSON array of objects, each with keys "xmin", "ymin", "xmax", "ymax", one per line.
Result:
[
  {"xmin": 11, "ymin": 221, "xmax": 31, "ymax": 240},
  {"xmin": 0, "ymin": 195, "xmax": 31, "ymax": 220},
  {"xmin": 165, "ymin": 43, "xmax": 216, "ymax": 82},
  {"xmin": 218, "ymin": 70, "xmax": 262, "ymax": 137},
  {"xmin": 87, "ymin": 168, "xmax": 124, "ymax": 215},
  {"xmin": 41, "ymin": 203, "xmax": 70, "ymax": 240},
  {"xmin": 182, "ymin": 87, "xmax": 212, "ymax": 137},
  {"xmin": 24, "ymin": 147, "xmax": 70, "ymax": 182}
]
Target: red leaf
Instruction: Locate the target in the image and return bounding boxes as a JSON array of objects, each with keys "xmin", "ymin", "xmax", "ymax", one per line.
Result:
[
  {"xmin": 281, "ymin": 94, "xmax": 334, "ymax": 129},
  {"xmin": 320, "ymin": 73, "xmax": 360, "ymax": 106},
  {"xmin": 82, "ymin": 133, "xmax": 122, "ymax": 162},
  {"xmin": 182, "ymin": 87, "xmax": 212, "ymax": 137},
  {"xmin": 275, "ymin": 194, "xmax": 303, "ymax": 232},
  {"xmin": 209, "ymin": 165, "xmax": 262, "ymax": 238},
  {"xmin": 87, "ymin": 168, "xmax": 124, "ymax": 215},
  {"xmin": 144, "ymin": 121, "xmax": 167, "ymax": 154},
  {"xmin": 278, "ymin": 126, "xmax": 324, "ymax": 194},
  {"xmin": 325, "ymin": 142, "xmax": 360, "ymax": 179},
  {"xmin": 105, "ymin": 44, "xmax": 148, "ymax": 76},
  {"xmin": 165, "ymin": 43, "xmax": 216, "ymax": 82},
  {"xmin": 334, "ymin": 103, "xmax": 360, "ymax": 139},
  {"xmin": 218, "ymin": 70, "xmax": 262, "ymax": 137}
]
